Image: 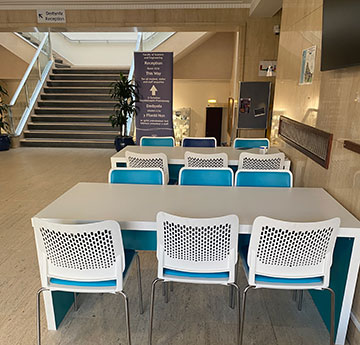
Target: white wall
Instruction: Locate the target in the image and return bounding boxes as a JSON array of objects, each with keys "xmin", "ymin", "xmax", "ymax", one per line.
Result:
[
  {"xmin": 51, "ymin": 33, "xmax": 135, "ymax": 68},
  {"xmin": 173, "ymin": 79, "xmax": 230, "ymax": 138}
]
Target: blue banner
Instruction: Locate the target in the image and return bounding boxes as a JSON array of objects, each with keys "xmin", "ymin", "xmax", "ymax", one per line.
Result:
[{"xmin": 134, "ymin": 52, "xmax": 174, "ymax": 144}]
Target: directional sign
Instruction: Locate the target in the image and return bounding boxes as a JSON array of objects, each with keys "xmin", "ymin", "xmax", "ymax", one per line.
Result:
[
  {"xmin": 135, "ymin": 52, "xmax": 174, "ymax": 143},
  {"xmin": 37, "ymin": 10, "xmax": 66, "ymax": 24}
]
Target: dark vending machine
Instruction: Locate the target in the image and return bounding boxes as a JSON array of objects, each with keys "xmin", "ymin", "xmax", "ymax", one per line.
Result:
[{"xmin": 238, "ymin": 82, "xmax": 271, "ymax": 130}]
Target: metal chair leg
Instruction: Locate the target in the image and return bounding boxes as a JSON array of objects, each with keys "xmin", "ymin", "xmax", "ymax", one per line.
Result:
[
  {"xmin": 163, "ymin": 282, "xmax": 169, "ymax": 303},
  {"xmin": 228, "ymin": 283, "xmax": 240, "ymax": 344},
  {"xmin": 170, "ymin": 281, "xmax": 174, "ymax": 292},
  {"xmin": 135, "ymin": 253, "xmax": 144, "ymax": 314},
  {"xmin": 149, "ymin": 278, "xmax": 164, "ymax": 345},
  {"xmin": 229, "ymin": 262, "xmax": 238, "ymax": 309},
  {"xmin": 36, "ymin": 287, "xmax": 49, "ymax": 345},
  {"xmin": 239, "ymin": 285, "xmax": 255, "ymax": 345},
  {"xmin": 323, "ymin": 287, "xmax": 335, "ymax": 345},
  {"xmin": 117, "ymin": 291, "xmax": 131, "ymax": 345},
  {"xmin": 292, "ymin": 290, "xmax": 298, "ymax": 302},
  {"xmin": 297, "ymin": 290, "xmax": 303, "ymax": 311},
  {"xmin": 73, "ymin": 292, "xmax": 78, "ymax": 311}
]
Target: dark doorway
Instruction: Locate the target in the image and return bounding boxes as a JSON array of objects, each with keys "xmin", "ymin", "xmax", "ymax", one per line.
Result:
[{"xmin": 206, "ymin": 107, "xmax": 222, "ymax": 146}]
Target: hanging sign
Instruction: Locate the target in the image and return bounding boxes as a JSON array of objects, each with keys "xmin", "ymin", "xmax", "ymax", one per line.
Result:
[
  {"xmin": 37, "ymin": 10, "xmax": 66, "ymax": 23},
  {"xmin": 135, "ymin": 52, "xmax": 174, "ymax": 143}
]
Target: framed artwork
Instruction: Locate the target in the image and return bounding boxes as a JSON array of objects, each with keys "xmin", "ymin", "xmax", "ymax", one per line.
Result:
[
  {"xmin": 300, "ymin": 46, "xmax": 316, "ymax": 85},
  {"xmin": 227, "ymin": 97, "xmax": 234, "ymax": 136}
]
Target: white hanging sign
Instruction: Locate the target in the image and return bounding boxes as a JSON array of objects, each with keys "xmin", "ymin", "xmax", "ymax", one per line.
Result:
[{"xmin": 37, "ymin": 10, "xmax": 66, "ymax": 24}]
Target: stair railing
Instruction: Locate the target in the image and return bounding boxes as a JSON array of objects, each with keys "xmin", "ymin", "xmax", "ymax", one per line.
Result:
[{"xmin": 7, "ymin": 32, "xmax": 53, "ymax": 137}]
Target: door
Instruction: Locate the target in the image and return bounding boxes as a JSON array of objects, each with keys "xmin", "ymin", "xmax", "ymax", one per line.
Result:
[{"xmin": 206, "ymin": 107, "xmax": 222, "ymax": 145}]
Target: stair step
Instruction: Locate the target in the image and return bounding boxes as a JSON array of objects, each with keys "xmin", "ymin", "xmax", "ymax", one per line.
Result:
[
  {"xmin": 27, "ymin": 122, "xmax": 116, "ymax": 131},
  {"xmin": 41, "ymin": 94, "xmax": 113, "ymax": 101},
  {"xmin": 52, "ymin": 69, "xmax": 127, "ymax": 75},
  {"xmin": 20, "ymin": 138, "xmax": 115, "ymax": 149},
  {"xmin": 55, "ymin": 58, "xmax": 63, "ymax": 64},
  {"xmin": 47, "ymin": 81, "xmax": 115, "ymax": 87},
  {"xmin": 50, "ymin": 74, "xmax": 119, "ymax": 81},
  {"xmin": 24, "ymin": 130, "xmax": 118, "ymax": 139},
  {"xmin": 44, "ymin": 87, "xmax": 111, "ymax": 94},
  {"xmin": 37, "ymin": 101, "xmax": 116, "ymax": 108},
  {"xmin": 55, "ymin": 63, "xmax": 71, "ymax": 68},
  {"xmin": 31, "ymin": 115, "xmax": 109, "ymax": 123},
  {"xmin": 34, "ymin": 107, "xmax": 114, "ymax": 115}
]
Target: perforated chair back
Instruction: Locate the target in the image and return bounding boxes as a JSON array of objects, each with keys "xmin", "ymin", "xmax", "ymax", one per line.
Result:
[
  {"xmin": 239, "ymin": 152, "xmax": 285, "ymax": 170},
  {"xmin": 233, "ymin": 138, "xmax": 270, "ymax": 149},
  {"xmin": 179, "ymin": 167, "xmax": 234, "ymax": 186},
  {"xmin": 32, "ymin": 219, "xmax": 125, "ymax": 291},
  {"xmin": 109, "ymin": 168, "xmax": 164, "ymax": 185},
  {"xmin": 184, "ymin": 151, "xmax": 228, "ymax": 168},
  {"xmin": 125, "ymin": 151, "xmax": 169, "ymax": 184},
  {"xmin": 235, "ymin": 170, "xmax": 293, "ymax": 187},
  {"xmin": 140, "ymin": 136, "xmax": 175, "ymax": 147},
  {"xmin": 182, "ymin": 137, "xmax": 217, "ymax": 148},
  {"xmin": 248, "ymin": 216, "xmax": 340, "ymax": 287},
  {"xmin": 156, "ymin": 212, "xmax": 239, "ymax": 283}
]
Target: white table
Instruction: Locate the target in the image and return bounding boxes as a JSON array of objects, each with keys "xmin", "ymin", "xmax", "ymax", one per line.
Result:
[
  {"xmin": 110, "ymin": 146, "xmax": 291, "ymax": 172},
  {"xmin": 33, "ymin": 183, "xmax": 360, "ymax": 345}
]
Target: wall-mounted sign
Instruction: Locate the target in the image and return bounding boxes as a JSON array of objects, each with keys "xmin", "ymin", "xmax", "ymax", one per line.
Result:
[
  {"xmin": 259, "ymin": 61, "xmax": 277, "ymax": 77},
  {"xmin": 135, "ymin": 52, "xmax": 174, "ymax": 143},
  {"xmin": 37, "ymin": 10, "xmax": 66, "ymax": 23},
  {"xmin": 300, "ymin": 46, "xmax": 316, "ymax": 85}
]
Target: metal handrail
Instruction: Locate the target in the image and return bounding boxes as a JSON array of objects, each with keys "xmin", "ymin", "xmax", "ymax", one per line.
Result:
[{"xmin": 10, "ymin": 33, "xmax": 50, "ymax": 106}]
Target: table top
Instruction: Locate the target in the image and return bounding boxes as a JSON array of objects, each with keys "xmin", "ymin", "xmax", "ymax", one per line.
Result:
[
  {"xmin": 34, "ymin": 183, "xmax": 360, "ymax": 237},
  {"xmin": 110, "ymin": 146, "xmax": 283, "ymax": 166}
]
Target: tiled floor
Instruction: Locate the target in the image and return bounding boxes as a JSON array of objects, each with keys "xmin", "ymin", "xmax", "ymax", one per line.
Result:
[{"xmin": 0, "ymin": 148, "xmax": 341, "ymax": 345}]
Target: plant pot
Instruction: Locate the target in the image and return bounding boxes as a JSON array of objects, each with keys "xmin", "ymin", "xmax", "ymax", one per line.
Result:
[
  {"xmin": 0, "ymin": 134, "xmax": 10, "ymax": 151},
  {"xmin": 114, "ymin": 135, "xmax": 135, "ymax": 151}
]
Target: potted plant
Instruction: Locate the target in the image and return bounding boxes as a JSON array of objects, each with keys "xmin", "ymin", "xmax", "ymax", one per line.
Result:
[
  {"xmin": 109, "ymin": 72, "xmax": 138, "ymax": 151},
  {"xmin": 0, "ymin": 85, "xmax": 10, "ymax": 151}
]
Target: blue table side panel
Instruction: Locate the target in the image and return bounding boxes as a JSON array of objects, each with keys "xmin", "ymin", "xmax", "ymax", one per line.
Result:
[
  {"xmin": 122, "ymin": 230, "xmax": 157, "ymax": 250},
  {"xmin": 230, "ymin": 165, "xmax": 238, "ymax": 174},
  {"xmin": 52, "ymin": 291, "xmax": 74, "ymax": 329},
  {"xmin": 309, "ymin": 237, "xmax": 354, "ymax": 338},
  {"xmin": 116, "ymin": 162, "xmax": 127, "ymax": 167}
]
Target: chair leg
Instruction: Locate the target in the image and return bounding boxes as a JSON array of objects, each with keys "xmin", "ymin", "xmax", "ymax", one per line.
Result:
[
  {"xmin": 292, "ymin": 290, "xmax": 298, "ymax": 302},
  {"xmin": 73, "ymin": 293, "xmax": 78, "ymax": 311},
  {"xmin": 239, "ymin": 285, "xmax": 255, "ymax": 345},
  {"xmin": 229, "ymin": 263, "xmax": 238, "ymax": 309},
  {"xmin": 36, "ymin": 287, "xmax": 49, "ymax": 345},
  {"xmin": 228, "ymin": 283, "xmax": 240, "ymax": 345},
  {"xmin": 163, "ymin": 282, "xmax": 169, "ymax": 303},
  {"xmin": 117, "ymin": 291, "xmax": 131, "ymax": 345},
  {"xmin": 323, "ymin": 287, "xmax": 335, "ymax": 345},
  {"xmin": 297, "ymin": 290, "xmax": 303, "ymax": 311},
  {"xmin": 170, "ymin": 281, "xmax": 174, "ymax": 292},
  {"xmin": 135, "ymin": 253, "xmax": 144, "ymax": 314},
  {"xmin": 149, "ymin": 278, "xmax": 164, "ymax": 345}
]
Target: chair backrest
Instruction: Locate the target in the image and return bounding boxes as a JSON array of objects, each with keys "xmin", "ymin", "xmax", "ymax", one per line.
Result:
[
  {"xmin": 156, "ymin": 212, "xmax": 239, "ymax": 280},
  {"xmin": 179, "ymin": 167, "xmax": 234, "ymax": 186},
  {"xmin": 182, "ymin": 137, "xmax": 217, "ymax": 148},
  {"xmin": 109, "ymin": 168, "xmax": 164, "ymax": 185},
  {"xmin": 140, "ymin": 136, "xmax": 175, "ymax": 147},
  {"xmin": 32, "ymin": 218, "xmax": 125, "ymax": 291},
  {"xmin": 184, "ymin": 151, "xmax": 228, "ymax": 168},
  {"xmin": 125, "ymin": 151, "xmax": 169, "ymax": 184},
  {"xmin": 235, "ymin": 170, "xmax": 293, "ymax": 187},
  {"xmin": 239, "ymin": 152, "xmax": 285, "ymax": 170},
  {"xmin": 233, "ymin": 138, "xmax": 270, "ymax": 149},
  {"xmin": 248, "ymin": 216, "xmax": 340, "ymax": 287}
]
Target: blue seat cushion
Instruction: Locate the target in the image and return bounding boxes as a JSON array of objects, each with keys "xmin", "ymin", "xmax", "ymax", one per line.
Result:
[
  {"xmin": 239, "ymin": 245, "xmax": 323, "ymax": 284},
  {"xmin": 50, "ymin": 249, "xmax": 136, "ymax": 287},
  {"xmin": 164, "ymin": 268, "xmax": 229, "ymax": 279}
]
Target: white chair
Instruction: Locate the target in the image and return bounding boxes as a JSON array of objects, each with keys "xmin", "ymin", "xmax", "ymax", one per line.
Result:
[
  {"xmin": 33, "ymin": 219, "xmax": 144, "ymax": 345},
  {"xmin": 239, "ymin": 216, "xmax": 340, "ymax": 345},
  {"xmin": 125, "ymin": 151, "xmax": 169, "ymax": 184},
  {"xmin": 149, "ymin": 212, "xmax": 240, "ymax": 345},
  {"xmin": 184, "ymin": 151, "xmax": 228, "ymax": 168},
  {"xmin": 238, "ymin": 152, "xmax": 285, "ymax": 170}
]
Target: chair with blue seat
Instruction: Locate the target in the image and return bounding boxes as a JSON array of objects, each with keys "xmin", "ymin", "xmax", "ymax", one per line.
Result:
[
  {"xmin": 149, "ymin": 212, "xmax": 240, "ymax": 345},
  {"xmin": 235, "ymin": 169, "xmax": 293, "ymax": 187},
  {"xmin": 239, "ymin": 216, "xmax": 340, "ymax": 345},
  {"xmin": 109, "ymin": 168, "xmax": 165, "ymax": 185},
  {"xmin": 179, "ymin": 167, "xmax": 234, "ymax": 186},
  {"xmin": 140, "ymin": 136, "xmax": 175, "ymax": 147},
  {"xmin": 233, "ymin": 137, "xmax": 270, "ymax": 149},
  {"xmin": 182, "ymin": 137, "xmax": 217, "ymax": 148},
  {"xmin": 33, "ymin": 219, "xmax": 143, "ymax": 345}
]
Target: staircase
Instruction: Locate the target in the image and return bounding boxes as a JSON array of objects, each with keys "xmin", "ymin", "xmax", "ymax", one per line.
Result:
[{"xmin": 20, "ymin": 64, "xmax": 127, "ymax": 148}]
